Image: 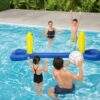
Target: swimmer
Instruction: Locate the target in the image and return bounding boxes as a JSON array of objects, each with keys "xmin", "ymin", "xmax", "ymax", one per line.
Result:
[
  {"xmin": 28, "ymin": 56, "xmax": 48, "ymax": 95},
  {"xmin": 70, "ymin": 11, "xmax": 82, "ymax": 46},
  {"xmin": 43, "ymin": 20, "xmax": 63, "ymax": 47},
  {"xmin": 48, "ymin": 57, "xmax": 83, "ymax": 100}
]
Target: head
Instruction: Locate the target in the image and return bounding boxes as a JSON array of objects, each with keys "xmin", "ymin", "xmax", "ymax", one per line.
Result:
[
  {"xmin": 53, "ymin": 57, "xmax": 64, "ymax": 70},
  {"xmin": 48, "ymin": 20, "xmax": 53, "ymax": 27},
  {"xmin": 33, "ymin": 56, "xmax": 40, "ymax": 64},
  {"xmin": 72, "ymin": 19, "xmax": 78, "ymax": 26}
]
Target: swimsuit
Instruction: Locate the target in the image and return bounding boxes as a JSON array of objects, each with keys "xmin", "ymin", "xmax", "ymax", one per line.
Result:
[
  {"xmin": 33, "ymin": 66, "xmax": 43, "ymax": 83},
  {"xmin": 47, "ymin": 30, "xmax": 55, "ymax": 39},
  {"xmin": 54, "ymin": 84, "xmax": 75, "ymax": 94}
]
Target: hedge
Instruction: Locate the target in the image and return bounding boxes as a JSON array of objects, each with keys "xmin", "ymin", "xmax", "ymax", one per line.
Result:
[{"xmin": 0, "ymin": 0, "xmax": 10, "ymax": 11}]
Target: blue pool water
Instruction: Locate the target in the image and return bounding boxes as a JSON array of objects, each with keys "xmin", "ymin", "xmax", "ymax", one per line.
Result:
[{"xmin": 0, "ymin": 24, "xmax": 100, "ymax": 100}]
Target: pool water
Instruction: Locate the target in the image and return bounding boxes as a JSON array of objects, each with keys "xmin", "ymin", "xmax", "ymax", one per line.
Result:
[{"xmin": 0, "ymin": 24, "xmax": 100, "ymax": 100}]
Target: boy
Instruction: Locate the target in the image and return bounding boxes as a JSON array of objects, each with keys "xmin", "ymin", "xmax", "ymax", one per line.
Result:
[
  {"xmin": 48, "ymin": 57, "xmax": 83, "ymax": 100},
  {"xmin": 70, "ymin": 11, "xmax": 82, "ymax": 47}
]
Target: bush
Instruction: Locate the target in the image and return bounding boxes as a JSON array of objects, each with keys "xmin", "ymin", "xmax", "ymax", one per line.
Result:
[
  {"xmin": 0, "ymin": 0, "xmax": 10, "ymax": 11},
  {"xmin": 9, "ymin": 0, "xmax": 100, "ymax": 12}
]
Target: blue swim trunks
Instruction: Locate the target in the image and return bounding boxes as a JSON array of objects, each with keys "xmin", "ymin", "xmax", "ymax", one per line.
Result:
[{"xmin": 54, "ymin": 84, "xmax": 75, "ymax": 94}]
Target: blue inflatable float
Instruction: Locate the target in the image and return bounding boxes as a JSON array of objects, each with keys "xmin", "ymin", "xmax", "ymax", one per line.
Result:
[{"xmin": 10, "ymin": 49, "xmax": 100, "ymax": 61}]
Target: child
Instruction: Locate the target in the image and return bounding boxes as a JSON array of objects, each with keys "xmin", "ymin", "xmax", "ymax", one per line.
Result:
[
  {"xmin": 48, "ymin": 57, "xmax": 83, "ymax": 100},
  {"xmin": 70, "ymin": 11, "xmax": 82, "ymax": 47},
  {"xmin": 43, "ymin": 20, "xmax": 56, "ymax": 47},
  {"xmin": 28, "ymin": 56, "xmax": 48, "ymax": 95},
  {"xmin": 43, "ymin": 21, "xmax": 63, "ymax": 47}
]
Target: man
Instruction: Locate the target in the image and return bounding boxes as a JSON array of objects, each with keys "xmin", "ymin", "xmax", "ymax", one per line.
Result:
[{"xmin": 48, "ymin": 57, "xmax": 83, "ymax": 100}]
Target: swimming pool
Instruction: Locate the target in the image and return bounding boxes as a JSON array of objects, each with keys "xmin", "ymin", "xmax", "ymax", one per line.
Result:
[{"xmin": 0, "ymin": 24, "xmax": 100, "ymax": 100}]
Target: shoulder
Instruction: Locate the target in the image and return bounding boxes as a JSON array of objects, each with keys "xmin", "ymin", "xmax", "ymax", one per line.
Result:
[
  {"xmin": 53, "ymin": 69, "xmax": 58, "ymax": 77},
  {"xmin": 65, "ymin": 70, "xmax": 73, "ymax": 76},
  {"xmin": 53, "ymin": 27, "xmax": 56, "ymax": 31},
  {"xmin": 39, "ymin": 65, "xmax": 45, "ymax": 71}
]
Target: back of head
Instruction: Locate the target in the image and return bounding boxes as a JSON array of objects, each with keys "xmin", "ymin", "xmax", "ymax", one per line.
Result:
[
  {"xmin": 53, "ymin": 57, "xmax": 64, "ymax": 70},
  {"xmin": 33, "ymin": 56, "xmax": 40, "ymax": 64}
]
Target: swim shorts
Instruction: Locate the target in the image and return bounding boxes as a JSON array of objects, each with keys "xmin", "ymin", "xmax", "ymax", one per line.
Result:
[
  {"xmin": 54, "ymin": 84, "xmax": 75, "ymax": 94},
  {"xmin": 71, "ymin": 36, "xmax": 77, "ymax": 42}
]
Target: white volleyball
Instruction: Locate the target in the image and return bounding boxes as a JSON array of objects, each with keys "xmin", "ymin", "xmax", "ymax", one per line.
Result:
[{"xmin": 69, "ymin": 51, "xmax": 83, "ymax": 65}]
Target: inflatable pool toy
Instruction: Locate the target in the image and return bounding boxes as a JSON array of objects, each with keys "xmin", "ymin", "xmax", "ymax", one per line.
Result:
[
  {"xmin": 10, "ymin": 32, "xmax": 100, "ymax": 61},
  {"xmin": 78, "ymin": 32, "xmax": 85, "ymax": 53},
  {"xmin": 10, "ymin": 49, "xmax": 100, "ymax": 61},
  {"xmin": 84, "ymin": 49, "xmax": 100, "ymax": 61},
  {"xmin": 26, "ymin": 32, "xmax": 33, "ymax": 54},
  {"xmin": 10, "ymin": 49, "xmax": 70, "ymax": 61},
  {"xmin": 69, "ymin": 51, "xmax": 83, "ymax": 65}
]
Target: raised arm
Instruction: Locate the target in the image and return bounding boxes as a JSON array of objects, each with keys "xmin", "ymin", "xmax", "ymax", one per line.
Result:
[
  {"xmin": 70, "ymin": 10, "xmax": 73, "ymax": 22},
  {"xmin": 28, "ymin": 57, "xmax": 34, "ymax": 71},
  {"xmin": 42, "ymin": 59, "xmax": 48, "ymax": 72},
  {"xmin": 63, "ymin": 60, "xmax": 70, "ymax": 67},
  {"xmin": 78, "ymin": 12, "xmax": 82, "ymax": 26},
  {"xmin": 71, "ymin": 60, "xmax": 83, "ymax": 82}
]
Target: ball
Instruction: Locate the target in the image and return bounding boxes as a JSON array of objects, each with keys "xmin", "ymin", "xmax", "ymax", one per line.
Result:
[{"xmin": 69, "ymin": 51, "xmax": 83, "ymax": 65}]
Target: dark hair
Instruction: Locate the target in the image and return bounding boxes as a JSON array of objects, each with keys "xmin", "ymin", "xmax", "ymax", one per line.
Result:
[
  {"xmin": 33, "ymin": 56, "xmax": 40, "ymax": 64},
  {"xmin": 48, "ymin": 20, "xmax": 53, "ymax": 24},
  {"xmin": 53, "ymin": 57, "xmax": 64, "ymax": 70},
  {"xmin": 72, "ymin": 18, "xmax": 78, "ymax": 22}
]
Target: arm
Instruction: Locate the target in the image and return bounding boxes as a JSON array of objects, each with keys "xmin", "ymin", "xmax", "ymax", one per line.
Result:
[
  {"xmin": 43, "ymin": 29, "xmax": 48, "ymax": 36},
  {"xmin": 63, "ymin": 60, "xmax": 70, "ymax": 67},
  {"xmin": 28, "ymin": 57, "xmax": 34, "ymax": 72},
  {"xmin": 42, "ymin": 59, "xmax": 48, "ymax": 72},
  {"xmin": 72, "ymin": 60, "xmax": 83, "ymax": 82},
  {"xmin": 70, "ymin": 10, "xmax": 73, "ymax": 22},
  {"xmin": 78, "ymin": 12, "xmax": 82, "ymax": 26}
]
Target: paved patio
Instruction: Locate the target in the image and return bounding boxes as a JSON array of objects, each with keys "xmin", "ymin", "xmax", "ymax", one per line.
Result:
[{"xmin": 0, "ymin": 9, "xmax": 100, "ymax": 31}]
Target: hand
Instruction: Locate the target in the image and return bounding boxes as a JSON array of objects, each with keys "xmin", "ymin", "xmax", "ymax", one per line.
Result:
[
  {"xmin": 67, "ymin": 60, "xmax": 70, "ymax": 64},
  {"xmin": 77, "ymin": 59, "xmax": 83, "ymax": 68},
  {"xmin": 45, "ymin": 59, "xmax": 48, "ymax": 64}
]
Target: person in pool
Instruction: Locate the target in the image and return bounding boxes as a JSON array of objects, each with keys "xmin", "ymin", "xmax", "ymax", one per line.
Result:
[
  {"xmin": 70, "ymin": 11, "xmax": 82, "ymax": 46},
  {"xmin": 48, "ymin": 57, "xmax": 83, "ymax": 100},
  {"xmin": 43, "ymin": 20, "xmax": 63, "ymax": 47},
  {"xmin": 28, "ymin": 56, "xmax": 48, "ymax": 95},
  {"xmin": 43, "ymin": 20, "xmax": 56, "ymax": 47}
]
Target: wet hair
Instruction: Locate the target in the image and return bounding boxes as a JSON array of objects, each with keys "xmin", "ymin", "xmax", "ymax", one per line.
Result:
[
  {"xmin": 72, "ymin": 18, "xmax": 78, "ymax": 22},
  {"xmin": 33, "ymin": 56, "xmax": 40, "ymax": 64},
  {"xmin": 48, "ymin": 20, "xmax": 53, "ymax": 24},
  {"xmin": 53, "ymin": 57, "xmax": 64, "ymax": 70}
]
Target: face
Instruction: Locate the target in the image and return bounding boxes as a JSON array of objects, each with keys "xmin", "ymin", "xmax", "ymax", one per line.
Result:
[
  {"xmin": 72, "ymin": 21, "xmax": 78, "ymax": 26},
  {"xmin": 48, "ymin": 22, "xmax": 53, "ymax": 27}
]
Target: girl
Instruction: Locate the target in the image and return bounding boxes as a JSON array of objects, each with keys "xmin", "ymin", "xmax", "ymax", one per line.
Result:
[
  {"xmin": 43, "ymin": 20, "xmax": 56, "ymax": 47},
  {"xmin": 28, "ymin": 56, "xmax": 48, "ymax": 95}
]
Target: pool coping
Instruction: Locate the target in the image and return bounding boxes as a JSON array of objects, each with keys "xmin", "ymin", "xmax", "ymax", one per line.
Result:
[
  {"xmin": 0, "ymin": 22, "xmax": 100, "ymax": 33},
  {"xmin": 0, "ymin": 9, "xmax": 100, "ymax": 32}
]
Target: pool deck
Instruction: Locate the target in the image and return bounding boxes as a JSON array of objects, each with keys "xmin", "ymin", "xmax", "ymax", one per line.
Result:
[{"xmin": 0, "ymin": 9, "xmax": 100, "ymax": 31}]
